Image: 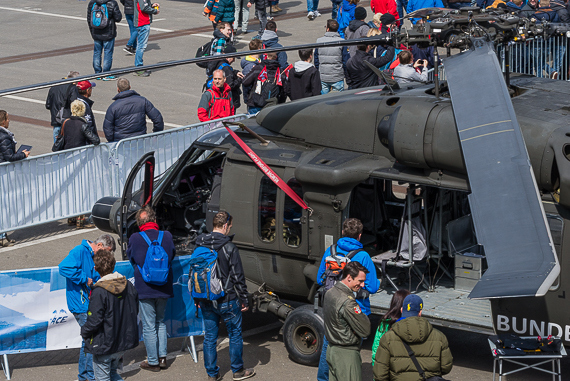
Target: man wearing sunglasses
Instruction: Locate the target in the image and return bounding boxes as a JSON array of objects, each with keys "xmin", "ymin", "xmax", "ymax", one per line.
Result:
[
  {"xmin": 59, "ymin": 234, "xmax": 117, "ymax": 381},
  {"xmin": 195, "ymin": 211, "xmax": 255, "ymax": 381}
]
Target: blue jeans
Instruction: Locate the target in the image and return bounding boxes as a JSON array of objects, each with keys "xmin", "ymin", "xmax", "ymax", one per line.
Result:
[
  {"xmin": 396, "ymin": 0, "xmax": 408, "ymax": 19},
  {"xmin": 317, "ymin": 335, "xmax": 329, "ymax": 381},
  {"xmin": 53, "ymin": 126, "xmax": 61, "ymax": 143},
  {"xmin": 247, "ymin": 106, "xmax": 262, "ymax": 114},
  {"xmin": 307, "ymin": 0, "xmax": 319, "ymax": 12},
  {"xmin": 321, "ymin": 80, "xmax": 344, "ymax": 94},
  {"xmin": 139, "ymin": 298, "xmax": 168, "ymax": 365},
  {"xmin": 93, "ymin": 39, "xmax": 115, "ymax": 74},
  {"xmin": 331, "ymin": 1, "xmax": 340, "ymax": 19},
  {"xmin": 125, "ymin": 14, "xmax": 137, "ymax": 49},
  {"xmin": 135, "ymin": 25, "xmax": 151, "ymax": 67},
  {"xmin": 93, "ymin": 351, "xmax": 124, "ymax": 381},
  {"xmin": 200, "ymin": 299, "xmax": 244, "ymax": 377},
  {"xmin": 74, "ymin": 313, "xmax": 94, "ymax": 381}
]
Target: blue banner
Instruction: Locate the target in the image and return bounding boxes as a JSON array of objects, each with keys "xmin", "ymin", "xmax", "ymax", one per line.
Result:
[{"xmin": 0, "ymin": 255, "xmax": 202, "ymax": 355}]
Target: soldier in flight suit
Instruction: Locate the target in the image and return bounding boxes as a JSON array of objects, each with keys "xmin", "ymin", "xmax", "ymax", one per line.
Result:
[{"xmin": 323, "ymin": 261, "xmax": 371, "ymax": 381}]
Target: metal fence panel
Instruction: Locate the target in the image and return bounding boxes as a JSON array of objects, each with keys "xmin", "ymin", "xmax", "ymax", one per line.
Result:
[
  {"xmin": 0, "ymin": 144, "xmax": 111, "ymax": 233},
  {"xmin": 500, "ymin": 36, "xmax": 568, "ymax": 80}
]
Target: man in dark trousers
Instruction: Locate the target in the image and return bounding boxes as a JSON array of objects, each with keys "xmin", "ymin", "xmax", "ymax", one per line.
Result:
[
  {"xmin": 45, "ymin": 71, "xmax": 80, "ymax": 142},
  {"xmin": 374, "ymin": 294, "xmax": 453, "ymax": 381},
  {"xmin": 120, "ymin": 0, "xmax": 138, "ymax": 54},
  {"xmin": 76, "ymin": 81, "xmax": 98, "ymax": 136},
  {"xmin": 81, "ymin": 249, "xmax": 139, "ymax": 381},
  {"xmin": 284, "ymin": 48, "xmax": 321, "ymax": 101},
  {"xmin": 103, "ymin": 78, "xmax": 163, "ymax": 142},
  {"xmin": 324, "ymin": 261, "xmax": 371, "ymax": 381},
  {"xmin": 127, "ymin": 205, "xmax": 175, "ymax": 372},
  {"xmin": 195, "ymin": 211, "xmax": 255, "ymax": 381},
  {"xmin": 87, "ymin": 0, "xmax": 122, "ymax": 79}
]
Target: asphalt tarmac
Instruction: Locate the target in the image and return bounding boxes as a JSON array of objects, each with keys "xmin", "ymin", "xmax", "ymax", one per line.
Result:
[{"xmin": 2, "ymin": 1, "xmax": 570, "ymax": 380}]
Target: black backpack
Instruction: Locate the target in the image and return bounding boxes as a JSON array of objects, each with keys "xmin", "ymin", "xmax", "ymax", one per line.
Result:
[
  {"xmin": 250, "ymin": 71, "xmax": 283, "ymax": 108},
  {"xmin": 90, "ymin": 3, "xmax": 109, "ymax": 30},
  {"xmin": 196, "ymin": 39, "xmax": 214, "ymax": 69}
]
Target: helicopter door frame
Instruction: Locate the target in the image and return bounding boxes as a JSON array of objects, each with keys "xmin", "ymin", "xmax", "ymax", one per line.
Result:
[{"xmin": 277, "ymin": 168, "xmax": 309, "ymax": 257}]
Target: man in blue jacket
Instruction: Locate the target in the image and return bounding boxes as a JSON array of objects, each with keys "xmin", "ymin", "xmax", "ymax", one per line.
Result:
[
  {"xmin": 103, "ymin": 78, "xmax": 163, "ymax": 142},
  {"xmin": 260, "ymin": 20, "xmax": 288, "ymax": 69},
  {"xmin": 58, "ymin": 234, "xmax": 116, "ymax": 381},
  {"xmin": 316, "ymin": 217, "xmax": 380, "ymax": 381},
  {"xmin": 127, "ymin": 205, "xmax": 175, "ymax": 372}
]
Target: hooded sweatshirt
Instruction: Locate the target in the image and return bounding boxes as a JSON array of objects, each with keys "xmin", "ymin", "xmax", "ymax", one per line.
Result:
[
  {"xmin": 81, "ymin": 272, "xmax": 139, "ymax": 355},
  {"xmin": 284, "ymin": 61, "xmax": 321, "ymax": 101},
  {"xmin": 241, "ymin": 55, "xmax": 261, "ymax": 104},
  {"xmin": 317, "ymin": 237, "xmax": 380, "ymax": 315},
  {"xmin": 346, "ymin": 19, "xmax": 371, "ymax": 57},
  {"xmin": 195, "ymin": 232, "xmax": 249, "ymax": 306},
  {"xmin": 374, "ymin": 316, "xmax": 453, "ymax": 381},
  {"xmin": 261, "ymin": 30, "xmax": 289, "ymax": 69}
]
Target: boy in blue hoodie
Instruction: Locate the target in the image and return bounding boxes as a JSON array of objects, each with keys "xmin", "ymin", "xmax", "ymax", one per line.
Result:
[
  {"xmin": 59, "ymin": 234, "xmax": 116, "ymax": 381},
  {"xmin": 316, "ymin": 217, "xmax": 379, "ymax": 381}
]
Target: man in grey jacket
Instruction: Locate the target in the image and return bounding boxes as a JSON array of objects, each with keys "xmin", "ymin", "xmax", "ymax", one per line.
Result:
[
  {"xmin": 393, "ymin": 50, "xmax": 428, "ymax": 85},
  {"xmin": 345, "ymin": 7, "xmax": 370, "ymax": 57},
  {"xmin": 314, "ymin": 19, "xmax": 350, "ymax": 94}
]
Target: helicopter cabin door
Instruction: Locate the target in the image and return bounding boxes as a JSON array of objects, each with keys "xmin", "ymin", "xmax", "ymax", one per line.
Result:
[{"xmin": 254, "ymin": 167, "xmax": 309, "ymax": 257}]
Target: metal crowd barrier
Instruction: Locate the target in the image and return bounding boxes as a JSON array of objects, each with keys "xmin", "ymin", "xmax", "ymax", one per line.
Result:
[{"xmin": 0, "ymin": 114, "xmax": 247, "ymax": 234}]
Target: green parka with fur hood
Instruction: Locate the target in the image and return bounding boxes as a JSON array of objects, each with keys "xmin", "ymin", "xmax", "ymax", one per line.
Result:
[{"xmin": 373, "ymin": 316, "xmax": 453, "ymax": 381}]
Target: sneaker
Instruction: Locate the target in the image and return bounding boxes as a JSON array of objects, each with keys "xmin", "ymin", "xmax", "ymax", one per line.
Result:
[
  {"xmin": 123, "ymin": 46, "xmax": 135, "ymax": 55},
  {"xmin": 551, "ymin": 71, "xmax": 559, "ymax": 80},
  {"xmin": 1, "ymin": 238, "xmax": 14, "ymax": 247},
  {"xmin": 134, "ymin": 70, "xmax": 151, "ymax": 77},
  {"xmin": 207, "ymin": 374, "xmax": 222, "ymax": 381},
  {"xmin": 101, "ymin": 76, "xmax": 118, "ymax": 81},
  {"xmin": 159, "ymin": 357, "xmax": 168, "ymax": 369},
  {"xmin": 307, "ymin": 11, "xmax": 315, "ymax": 20},
  {"xmin": 266, "ymin": 15, "xmax": 274, "ymax": 20},
  {"xmin": 67, "ymin": 218, "xmax": 77, "ymax": 226},
  {"xmin": 140, "ymin": 360, "xmax": 160, "ymax": 372},
  {"xmin": 314, "ymin": 10, "xmax": 321, "ymax": 17},
  {"xmin": 275, "ymin": 5, "xmax": 283, "ymax": 11},
  {"xmin": 233, "ymin": 368, "xmax": 255, "ymax": 380}
]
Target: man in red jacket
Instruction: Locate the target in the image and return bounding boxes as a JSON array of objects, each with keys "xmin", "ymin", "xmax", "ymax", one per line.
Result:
[{"xmin": 198, "ymin": 69, "xmax": 235, "ymax": 122}]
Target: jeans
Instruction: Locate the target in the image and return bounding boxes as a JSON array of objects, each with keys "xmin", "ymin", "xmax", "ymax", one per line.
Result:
[
  {"xmin": 200, "ymin": 299, "xmax": 244, "ymax": 377},
  {"xmin": 135, "ymin": 24, "xmax": 151, "ymax": 67},
  {"xmin": 316, "ymin": 335, "xmax": 329, "ymax": 381},
  {"xmin": 139, "ymin": 298, "xmax": 168, "ymax": 365},
  {"xmin": 74, "ymin": 313, "xmax": 94, "ymax": 381},
  {"xmin": 255, "ymin": 10, "xmax": 267, "ymax": 37},
  {"xmin": 247, "ymin": 106, "xmax": 262, "ymax": 114},
  {"xmin": 321, "ymin": 80, "xmax": 344, "ymax": 94},
  {"xmin": 93, "ymin": 39, "xmax": 115, "ymax": 74},
  {"xmin": 93, "ymin": 351, "xmax": 125, "ymax": 381},
  {"xmin": 396, "ymin": 0, "xmax": 408, "ymax": 19},
  {"xmin": 125, "ymin": 14, "xmax": 138, "ymax": 49},
  {"xmin": 331, "ymin": 1, "xmax": 340, "ymax": 19},
  {"xmin": 307, "ymin": 0, "xmax": 319, "ymax": 12},
  {"xmin": 234, "ymin": 0, "xmax": 249, "ymax": 31}
]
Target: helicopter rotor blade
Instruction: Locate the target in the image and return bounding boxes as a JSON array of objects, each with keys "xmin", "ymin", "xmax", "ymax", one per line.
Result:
[{"xmin": 444, "ymin": 38, "xmax": 560, "ymax": 299}]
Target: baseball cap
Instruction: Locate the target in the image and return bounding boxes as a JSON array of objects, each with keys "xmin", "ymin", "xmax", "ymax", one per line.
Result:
[
  {"xmin": 76, "ymin": 81, "xmax": 96, "ymax": 90},
  {"xmin": 401, "ymin": 294, "xmax": 423, "ymax": 318}
]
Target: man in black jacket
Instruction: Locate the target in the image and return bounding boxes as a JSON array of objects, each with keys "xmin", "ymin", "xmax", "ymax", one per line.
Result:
[
  {"xmin": 45, "ymin": 71, "xmax": 80, "ymax": 142},
  {"xmin": 242, "ymin": 52, "xmax": 286, "ymax": 112},
  {"xmin": 87, "ymin": 0, "xmax": 122, "ymax": 79},
  {"xmin": 195, "ymin": 211, "xmax": 255, "ymax": 381},
  {"xmin": 81, "ymin": 249, "xmax": 139, "ymax": 381},
  {"xmin": 103, "ymin": 78, "xmax": 163, "ymax": 142},
  {"xmin": 76, "ymin": 81, "xmax": 98, "ymax": 136},
  {"xmin": 284, "ymin": 48, "xmax": 321, "ymax": 101},
  {"xmin": 346, "ymin": 43, "xmax": 395, "ymax": 89}
]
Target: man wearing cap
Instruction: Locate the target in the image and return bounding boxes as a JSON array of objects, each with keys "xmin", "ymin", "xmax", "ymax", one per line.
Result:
[
  {"xmin": 46, "ymin": 71, "xmax": 80, "ymax": 142},
  {"xmin": 345, "ymin": 7, "xmax": 370, "ymax": 57},
  {"xmin": 323, "ymin": 261, "xmax": 371, "ymax": 381},
  {"xmin": 77, "ymin": 81, "xmax": 98, "ymax": 136},
  {"xmin": 373, "ymin": 294, "xmax": 453, "ymax": 381}
]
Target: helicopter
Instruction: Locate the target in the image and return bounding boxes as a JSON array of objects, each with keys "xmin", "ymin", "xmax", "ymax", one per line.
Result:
[{"xmin": 4, "ymin": 6, "xmax": 569, "ymax": 366}]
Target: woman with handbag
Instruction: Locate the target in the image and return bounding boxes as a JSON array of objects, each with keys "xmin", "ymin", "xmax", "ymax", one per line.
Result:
[{"xmin": 54, "ymin": 100, "xmax": 100, "ymax": 228}]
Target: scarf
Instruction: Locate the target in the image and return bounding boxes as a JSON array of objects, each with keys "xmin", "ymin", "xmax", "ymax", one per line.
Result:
[
  {"xmin": 0, "ymin": 126, "xmax": 16, "ymax": 145},
  {"xmin": 139, "ymin": 222, "xmax": 159, "ymax": 232}
]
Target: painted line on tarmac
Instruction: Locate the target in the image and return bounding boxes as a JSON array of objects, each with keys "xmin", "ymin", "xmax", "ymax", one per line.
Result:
[
  {"xmin": 0, "ymin": 6, "xmax": 173, "ymax": 32},
  {"xmin": 3, "ymin": 95, "xmax": 182, "ymax": 128},
  {"xmin": 0, "ymin": 228, "xmax": 97, "ymax": 253}
]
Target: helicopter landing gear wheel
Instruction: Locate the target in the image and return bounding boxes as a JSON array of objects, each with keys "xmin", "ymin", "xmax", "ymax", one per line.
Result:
[{"xmin": 282, "ymin": 305, "xmax": 325, "ymax": 366}]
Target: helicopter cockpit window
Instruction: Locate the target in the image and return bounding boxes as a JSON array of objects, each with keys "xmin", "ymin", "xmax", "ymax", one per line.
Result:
[
  {"xmin": 283, "ymin": 178, "xmax": 303, "ymax": 247},
  {"xmin": 259, "ymin": 176, "xmax": 277, "ymax": 242}
]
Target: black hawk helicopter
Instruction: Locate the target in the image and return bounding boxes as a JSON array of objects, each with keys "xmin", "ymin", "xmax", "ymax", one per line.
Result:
[{"xmin": 3, "ymin": 6, "xmax": 570, "ymax": 365}]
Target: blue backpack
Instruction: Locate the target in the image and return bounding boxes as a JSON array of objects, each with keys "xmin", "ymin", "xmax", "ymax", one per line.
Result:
[
  {"xmin": 137, "ymin": 231, "xmax": 170, "ymax": 286},
  {"xmin": 205, "ymin": 62, "xmax": 231, "ymax": 90},
  {"xmin": 189, "ymin": 246, "xmax": 228, "ymax": 301},
  {"xmin": 90, "ymin": 3, "xmax": 109, "ymax": 30}
]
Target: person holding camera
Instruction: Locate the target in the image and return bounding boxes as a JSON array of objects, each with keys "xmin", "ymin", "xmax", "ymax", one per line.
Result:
[{"xmin": 393, "ymin": 50, "xmax": 429, "ymax": 84}]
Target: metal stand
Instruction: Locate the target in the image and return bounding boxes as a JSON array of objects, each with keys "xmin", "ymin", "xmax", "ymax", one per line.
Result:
[
  {"xmin": 1, "ymin": 354, "xmax": 10, "ymax": 380},
  {"xmin": 181, "ymin": 336, "xmax": 198, "ymax": 363}
]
